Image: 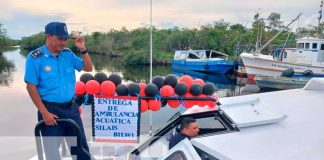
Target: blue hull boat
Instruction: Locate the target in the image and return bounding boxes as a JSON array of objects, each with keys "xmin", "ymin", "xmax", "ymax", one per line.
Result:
[
  {"xmin": 171, "ymin": 68, "xmax": 236, "ymax": 89},
  {"xmin": 171, "ymin": 50, "xmax": 237, "ymax": 74}
]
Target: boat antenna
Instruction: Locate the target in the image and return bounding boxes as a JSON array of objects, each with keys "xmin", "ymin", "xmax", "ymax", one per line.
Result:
[
  {"xmin": 254, "ymin": 9, "xmax": 261, "ymax": 52},
  {"xmin": 149, "ymin": 0, "xmax": 153, "ymax": 136},
  {"xmin": 256, "ymin": 13, "xmax": 302, "ymax": 54},
  {"xmin": 192, "ymin": 18, "xmax": 201, "ymax": 49},
  {"xmin": 317, "ymin": 0, "xmax": 323, "ymax": 37}
]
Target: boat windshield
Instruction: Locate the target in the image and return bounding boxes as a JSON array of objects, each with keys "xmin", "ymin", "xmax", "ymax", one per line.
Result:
[
  {"xmin": 206, "ymin": 50, "xmax": 228, "ymax": 59},
  {"xmin": 129, "ymin": 110, "xmax": 238, "ymax": 159},
  {"xmin": 187, "ymin": 53, "xmax": 200, "ymax": 59}
]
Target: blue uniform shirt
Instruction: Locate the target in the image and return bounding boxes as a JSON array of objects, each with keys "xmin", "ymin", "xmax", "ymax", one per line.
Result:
[{"xmin": 24, "ymin": 45, "xmax": 83, "ymax": 103}]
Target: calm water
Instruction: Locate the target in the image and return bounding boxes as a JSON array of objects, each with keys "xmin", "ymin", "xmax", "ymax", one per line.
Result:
[{"xmin": 0, "ymin": 48, "xmax": 262, "ymax": 159}]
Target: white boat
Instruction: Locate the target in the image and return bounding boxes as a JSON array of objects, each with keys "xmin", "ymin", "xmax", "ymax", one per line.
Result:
[
  {"xmin": 241, "ymin": 36, "xmax": 324, "ymax": 79},
  {"xmin": 128, "ymin": 78, "xmax": 324, "ymax": 160},
  {"xmin": 241, "ymin": 10, "xmax": 324, "ymax": 79}
]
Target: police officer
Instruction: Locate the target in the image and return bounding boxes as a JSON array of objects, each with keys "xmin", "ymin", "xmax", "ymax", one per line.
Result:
[{"xmin": 24, "ymin": 22, "xmax": 93, "ymax": 160}]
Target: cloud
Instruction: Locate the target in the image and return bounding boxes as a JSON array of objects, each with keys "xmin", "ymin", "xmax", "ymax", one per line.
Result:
[{"xmin": 0, "ymin": 0, "xmax": 322, "ymax": 39}]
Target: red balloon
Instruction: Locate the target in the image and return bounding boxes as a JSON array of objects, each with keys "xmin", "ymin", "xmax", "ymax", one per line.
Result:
[
  {"xmin": 167, "ymin": 100, "xmax": 180, "ymax": 108},
  {"xmin": 148, "ymin": 99, "xmax": 162, "ymax": 111},
  {"xmin": 100, "ymin": 80, "xmax": 116, "ymax": 96},
  {"xmin": 178, "ymin": 75, "xmax": 193, "ymax": 88},
  {"xmin": 183, "ymin": 93, "xmax": 195, "ymax": 108},
  {"xmin": 160, "ymin": 85, "xmax": 175, "ymax": 97},
  {"xmin": 75, "ymin": 81, "xmax": 86, "ymax": 95},
  {"xmin": 140, "ymin": 99, "xmax": 148, "ymax": 113},
  {"xmin": 207, "ymin": 100, "xmax": 216, "ymax": 108},
  {"xmin": 197, "ymin": 94, "xmax": 207, "ymax": 107},
  {"xmin": 85, "ymin": 80, "xmax": 100, "ymax": 95},
  {"xmin": 139, "ymin": 82, "xmax": 147, "ymax": 96},
  {"xmin": 207, "ymin": 95, "xmax": 219, "ymax": 109},
  {"xmin": 192, "ymin": 78, "xmax": 205, "ymax": 86}
]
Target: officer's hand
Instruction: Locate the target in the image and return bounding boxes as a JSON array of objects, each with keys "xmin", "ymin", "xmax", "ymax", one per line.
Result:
[
  {"xmin": 73, "ymin": 37, "xmax": 86, "ymax": 52},
  {"xmin": 42, "ymin": 111, "xmax": 59, "ymax": 126}
]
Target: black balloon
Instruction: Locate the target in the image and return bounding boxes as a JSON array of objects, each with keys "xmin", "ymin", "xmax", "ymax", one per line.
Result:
[
  {"xmin": 94, "ymin": 72, "xmax": 108, "ymax": 84},
  {"xmin": 152, "ymin": 76, "xmax": 165, "ymax": 89},
  {"xmin": 175, "ymin": 82, "xmax": 188, "ymax": 96},
  {"xmin": 164, "ymin": 74, "xmax": 178, "ymax": 88},
  {"xmin": 128, "ymin": 83, "xmax": 141, "ymax": 96},
  {"xmin": 202, "ymin": 83, "xmax": 216, "ymax": 95},
  {"xmin": 145, "ymin": 83, "xmax": 159, "ymax": 97},
  {"xmin": 80, "ymin": 73, "xmax": 94, "ymax": 83},
  {"xmin": 116, "ymin": 84, "xmax": 128, "ymax": 96},
  {"xmin": 108, "ymin": 73, "xmax": 122, "ymax": 86},
  {"xmin": 190, "ymin": 84, "xmax": 202, "ymax": 96}
]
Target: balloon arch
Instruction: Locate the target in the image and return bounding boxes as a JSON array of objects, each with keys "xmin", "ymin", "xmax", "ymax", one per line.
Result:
[{"xmin": 76, "ymin": 72, "xmax": 219, "ymax": 113}]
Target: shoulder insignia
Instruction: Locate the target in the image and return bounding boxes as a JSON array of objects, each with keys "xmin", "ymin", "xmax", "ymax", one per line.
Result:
[
  {"xmin": 30, "ymin": 49, "xmax": 44, "ymax": 59},
  {"xmin": 61, "ymin": 48, "xmax": 72, "ymax": 52}
]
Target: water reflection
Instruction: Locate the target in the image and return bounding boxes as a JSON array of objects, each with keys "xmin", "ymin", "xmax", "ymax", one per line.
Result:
[
  {"xmin": 0, "ymin": 53, "xmax": 15, "ymax": 86},
  {"xmin": 90, "ymin": 54, "xmax": 172, "ymax": 83},
  {"xmin": 90, "ymin": 54, "xmax": 124, "ymax": 72},
  {"xmin": 123, "ymin": 65, "xmax": 171, "ymax": 83},
  {"xmin": 171, "ymin": 68, "xmax": 237, "ymax": 89}
]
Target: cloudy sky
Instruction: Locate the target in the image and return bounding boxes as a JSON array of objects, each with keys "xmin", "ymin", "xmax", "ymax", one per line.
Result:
[{"xmin": 0, "ymin": 0, "xmax": 322, "ymax": 39}]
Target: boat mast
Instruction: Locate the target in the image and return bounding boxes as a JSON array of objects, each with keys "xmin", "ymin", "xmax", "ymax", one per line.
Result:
[
  {"xmin": 255, "ymin": 13, "xmax": 302, "ymax": 54},
  {"xmin": 149, "ymin": 0, "xmax": 153, "ymax": 136},
  {"xmin": 254, "ymin": 10, "xmax": 262, "ymax": 52},
  {"xmin": 317, "ymin": 0, "xmax": 323, "ymax": 37}
]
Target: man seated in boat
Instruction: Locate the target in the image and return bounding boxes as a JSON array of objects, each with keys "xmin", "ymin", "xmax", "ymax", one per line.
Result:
[{"xmin": 169, "ymin": 117, "xmax": 200, "ymax": 149}]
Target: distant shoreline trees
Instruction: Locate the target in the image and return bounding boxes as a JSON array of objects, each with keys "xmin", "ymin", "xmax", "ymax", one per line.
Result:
[
  {"xmin": 18, "ymin": 12, "xmax": 308, "ymax": 65},
  {"xmin": 0, "ymin": 23, "xmax": 19, "ymax": 54}
]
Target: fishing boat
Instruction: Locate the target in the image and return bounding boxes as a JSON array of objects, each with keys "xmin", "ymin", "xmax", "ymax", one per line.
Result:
[
  {"xmin": 129, "ymin": 78, "xmax": 324, "ymax": 160},
  {"xmin": 241, "ymin": 5, "xmax": 324, "ymax": 79},
  {"xmin": 255, "ymin": 75, "xmax": 309, "ymax": 90},
  {"xmin": 171, "ymin": 50, "xmax": 237, "ymax": 74}
]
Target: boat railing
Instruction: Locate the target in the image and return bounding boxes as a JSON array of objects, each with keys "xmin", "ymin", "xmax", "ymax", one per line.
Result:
[
  {"xmin": 297, "ymin": 32, "xmax": 324, "ymax": 39},
  {"xmin": 34, "ymin": 119, "xmax": 94, "ymax": 160}
]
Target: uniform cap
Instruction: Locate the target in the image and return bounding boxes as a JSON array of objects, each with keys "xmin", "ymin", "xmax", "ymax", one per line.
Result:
[{"xmin": 45, "ymin": 22, "xmax": 69, "ymax": 39}]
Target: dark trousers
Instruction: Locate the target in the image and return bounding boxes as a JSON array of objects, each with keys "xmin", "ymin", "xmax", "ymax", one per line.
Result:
[{"xmin": 38, "ymin": 100, "xmax": 90, "ymax": 160}]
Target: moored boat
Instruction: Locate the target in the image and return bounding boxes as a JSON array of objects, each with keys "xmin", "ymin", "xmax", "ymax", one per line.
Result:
[
  {"xmin": 171, "ymin": 50, "xmax": 237, "ymax": 74},
  {"xmin": 255, "ymin": 75, "xmax": 310, "ymax": 90},
  {"xmin": 241, "ymin": 7, "xmax": 324, "ymax": 79}
]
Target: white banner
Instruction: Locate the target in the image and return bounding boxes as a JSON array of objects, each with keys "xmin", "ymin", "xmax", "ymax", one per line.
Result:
[{"xmin": 93, "ymin": 96, "xmax": 140, "ymax": 143}]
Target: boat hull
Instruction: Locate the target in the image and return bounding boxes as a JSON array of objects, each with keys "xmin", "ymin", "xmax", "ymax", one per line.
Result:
[
  {"xmin": 171, "ymin": 60, "xmax": 236, "ymax": 74},
  {"xmin": 240, "ymin": 52, "xmax": 324, "ymax": 79},
  {"xmin": 255, "ymin": 76, "xmax": 309, "ymax": 90}
]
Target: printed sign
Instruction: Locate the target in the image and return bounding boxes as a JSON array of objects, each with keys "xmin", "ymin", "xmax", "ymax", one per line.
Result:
[{"xmin": 92, "ymin": 96, "xmax": 140, "ymax": 143}]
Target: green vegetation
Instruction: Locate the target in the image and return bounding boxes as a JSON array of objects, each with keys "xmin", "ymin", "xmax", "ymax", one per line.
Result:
[
  {"xmin": 19, "ymin": 32, "xmax": 46, "ymax": 51},
  {"xmin": 0, "ymin": 23, "xmax": 20, "ymax": 54},
  {"xmin": 18, "ymin": 12, "xmax": 316, "ymax": 65}
]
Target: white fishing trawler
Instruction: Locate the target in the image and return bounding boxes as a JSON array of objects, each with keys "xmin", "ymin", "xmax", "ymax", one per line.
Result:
[{"xmin": 241, "ymin": 3, "xmax": 324, "ymax": 79}]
